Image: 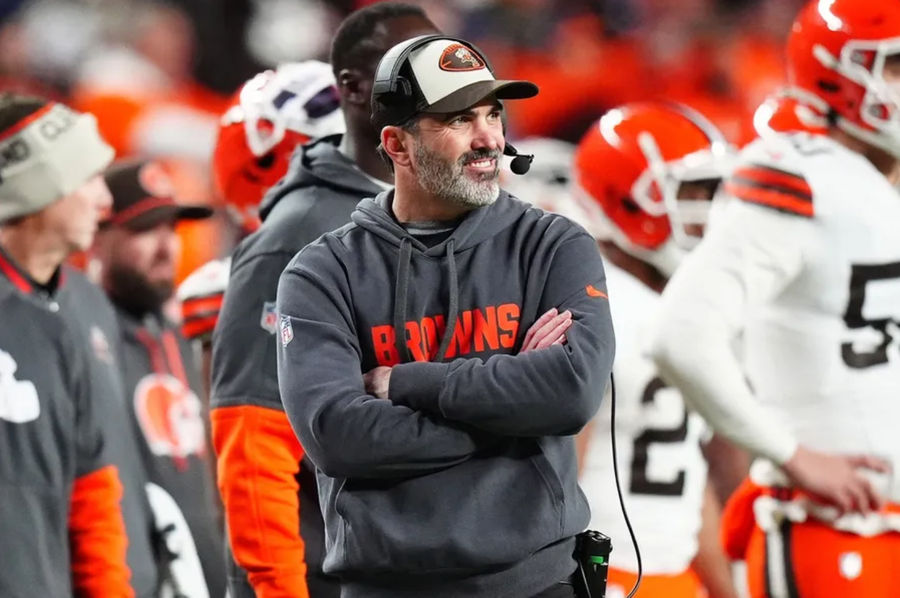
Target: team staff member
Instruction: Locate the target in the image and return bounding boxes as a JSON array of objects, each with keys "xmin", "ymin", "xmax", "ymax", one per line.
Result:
[
  {"xmin": 178, "ymin": 58, "xmax": 346, "ymax": 597},
  {"xmin": 276, "ymin": 35, "xmax": 615, "ymax": 598},
  {"xmin": 178, "ymin": 58, "xmax": 345, "ymax": 348},
  {"xmin": 93, "ymin": 160, "xmax": 225, "ymax": 598},
  {"xmin": 0, "ymin": 97, "xmax": 161, "ymax": 597},
  {"xmin": 652, "ymin": 1, "xmax": 900, "ymax": 596},
  {"xmin": 0, "ymin": 93, "xmax": 131, "ymax": 596},
  {"xmin": 211, "ymin": 4, "xmax": 438, "ymax": 596}
]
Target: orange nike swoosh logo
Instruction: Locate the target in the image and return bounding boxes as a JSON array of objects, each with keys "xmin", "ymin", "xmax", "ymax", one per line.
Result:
[{"xmin": 586, "ymin": 285, "xmax": 608, "ymax": 299}]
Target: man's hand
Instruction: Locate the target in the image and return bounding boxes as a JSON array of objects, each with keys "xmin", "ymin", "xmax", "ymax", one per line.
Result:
[
  {"xmin": 782, "ymin": 445, "xmax": 891, "ymax": 515},
  {"xmin": 363, "ymin": 366, "xmax": 392, "ymax": 399},
  {"xmin": 520, "ymin": 308, "xmax": 572, "ymax": 353}
]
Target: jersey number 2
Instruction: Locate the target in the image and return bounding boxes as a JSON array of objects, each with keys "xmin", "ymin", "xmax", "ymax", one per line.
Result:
[
  {"xmin": 629, "ymin": 377, "xmax": 688, "ymax": 496},
  {"xmin": 842, "ymin": 262, "xmax": 900, "ymax": 369}
]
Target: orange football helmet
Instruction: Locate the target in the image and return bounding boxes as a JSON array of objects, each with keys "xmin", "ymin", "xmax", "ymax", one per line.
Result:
[
  {"xmin": 752, "ymin": 88, "xmax": 828, "ymax": 139},
  {"xmin": 788, "ymin": 0, "xmax": 900, "ymax": 157},
  {"xmin": 573, "ymin": 102, "xmax": 732, "ymax": 276},
  {"xmin": 212, "ymin": 61, "xmax": 344, "ymax": 232}
]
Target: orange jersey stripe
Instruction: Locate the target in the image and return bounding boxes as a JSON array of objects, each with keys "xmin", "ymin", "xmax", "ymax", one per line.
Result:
[
  {"xmin": 69, "ymin": 465, "xmax": 133, "ymax": 597},
  {"xmin": 734, "ymin": 164, "xmax": 813, "ymax": 199},
  {"xmin": 181, "ymin": 293, "xmax": 225, "ymax": 320},
  {"xmin": 725, "ymin": 181, "xmax": 814, "ymax": 217},
  {"xmin": 182, "ymin": 314, "xmax": 219, "ymax": 340},
  {"xmin": 212, "ymin": 405, "xmax": 309, "ymax": 597}
]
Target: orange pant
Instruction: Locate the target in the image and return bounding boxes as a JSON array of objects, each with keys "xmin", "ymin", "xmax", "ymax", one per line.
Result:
[
  {"xmin": 745, "ymin": 518, "xmax": 900, "ymax": 597},
  {"xmin": 606, "ymin": 567, "xmax": 702, "ymax": 598}
]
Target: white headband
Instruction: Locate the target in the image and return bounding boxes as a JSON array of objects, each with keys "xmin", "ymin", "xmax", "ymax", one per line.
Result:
[{"xmin": 0, "ymin": 103, "xmax": 114, "ymax": 222}]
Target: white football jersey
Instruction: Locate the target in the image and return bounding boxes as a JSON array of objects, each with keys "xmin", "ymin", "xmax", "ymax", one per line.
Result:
[
  {"xmin": 581, "ymin": 261, "xmax": 708, "ymax": 575},
  {"xmin": 656, "ymin": 132, "xmax": 900, "ymax": 508},
  {"xmin": 737, "ymin": 134, "xmax": 900, "ymax": 499}
]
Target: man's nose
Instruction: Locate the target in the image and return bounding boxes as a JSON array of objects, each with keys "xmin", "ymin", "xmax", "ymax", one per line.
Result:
[{"xmin": 471, "ymin": 118, "xmax": 501, "ymax": 151}]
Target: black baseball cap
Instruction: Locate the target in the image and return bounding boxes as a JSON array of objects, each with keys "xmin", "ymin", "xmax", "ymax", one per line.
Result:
[{"xmin": 102, "ymin": 160, "xmax": 213, "ymax": 231}]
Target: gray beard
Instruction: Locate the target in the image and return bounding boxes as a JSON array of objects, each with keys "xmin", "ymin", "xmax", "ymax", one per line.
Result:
[{"xmin": 414, "ymin": 143, "xmax": 500, "ymax": 208}]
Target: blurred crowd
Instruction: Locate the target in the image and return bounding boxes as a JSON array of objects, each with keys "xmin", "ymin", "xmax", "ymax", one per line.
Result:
[
  {"xmin": 0, "ymin": 0, "xmax": 803, "ymax": 280},
  {"xmin": 4, "ymin": 1, "xmax": 900, "ymax": 597}
]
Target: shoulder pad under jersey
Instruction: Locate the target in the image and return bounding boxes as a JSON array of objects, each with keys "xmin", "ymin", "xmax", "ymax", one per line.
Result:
[
  {"xmin": 724, "ymin": 133, "xmax": 826, "ymax": 218},
  {"xmin": 177, "ymin": 257, "xmax": 231, "ymax": 341}
]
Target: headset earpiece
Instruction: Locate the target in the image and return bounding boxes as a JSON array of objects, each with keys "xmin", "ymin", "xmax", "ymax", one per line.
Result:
[{"xmin": 371, "ymin": 34, "xmax": 494, "ymax": 129}]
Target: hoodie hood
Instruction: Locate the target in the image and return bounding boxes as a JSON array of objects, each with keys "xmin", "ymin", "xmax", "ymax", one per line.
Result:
[
  {"xmin": 350, "ymin": 189, "xmax": 527, "ymax": 257},
  {"xmin": 259, "ymin": 134, "xmax": 384, "ymax": 221}
]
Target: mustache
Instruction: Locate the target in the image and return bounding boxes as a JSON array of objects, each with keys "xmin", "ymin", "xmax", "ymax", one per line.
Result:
[{"xmin": 458, "ymin": 148, "xmax": 501, "ymax": 166}]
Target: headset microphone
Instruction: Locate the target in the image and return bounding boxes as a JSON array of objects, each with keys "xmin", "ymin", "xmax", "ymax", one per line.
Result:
[{"xmin": 504, "ymin": 142, "xmax": 534, "ymax": 175}]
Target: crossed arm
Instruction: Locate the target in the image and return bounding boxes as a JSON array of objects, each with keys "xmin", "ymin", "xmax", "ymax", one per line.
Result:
[{"xmin": 276, "ymin": 233, "xmax": 614, "ymax": 477}]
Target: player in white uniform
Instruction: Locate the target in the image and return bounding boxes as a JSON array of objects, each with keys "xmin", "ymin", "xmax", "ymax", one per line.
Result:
[
  {"xmin": 554, "ymin": 102, "xmax": 738, "ymax": 598},
  {"xmin": 651, "ymin": 2, "xmax": 900, "ymax": 596}
]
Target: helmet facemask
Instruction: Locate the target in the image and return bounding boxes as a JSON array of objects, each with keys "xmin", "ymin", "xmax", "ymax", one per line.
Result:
[
  {"xmin": 633, "ymin": 131, "xmax": 732, "ymax": 254},
  {"xmin": 813, "ymin": 37, "xmax": 900, "ymax": 158}
]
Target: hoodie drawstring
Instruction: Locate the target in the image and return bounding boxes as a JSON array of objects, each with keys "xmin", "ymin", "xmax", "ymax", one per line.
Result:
[
  {"xmin": 435, "ymin": 240, "xmax": 458, "ymax": 362},
  {"xmin": 393, "ymin": 238, "xmax": 413, "ymax": 363},
  {"xmin": 392, "ymin": 238, "xmax": 460, "ymax": 364}
]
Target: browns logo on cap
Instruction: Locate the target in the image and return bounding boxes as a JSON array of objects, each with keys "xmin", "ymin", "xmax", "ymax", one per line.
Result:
[
  {"xmin": 137, "ymin": 161, "xmax": 176, "ymax": 199},
  {"xmin": 439, "ymin": 44, "xmax": 486, "ymax": 72},
  {"xmin": 103, "ymin": 159, "xmax": 213, "ymax": 230},
  {"xmin": 371, "ymin": 36, "xmax": 539, "ymax": 129}
]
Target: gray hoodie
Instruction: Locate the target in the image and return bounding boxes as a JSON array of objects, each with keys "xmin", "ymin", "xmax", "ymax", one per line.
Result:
[
  {"xmin": 276, "ymin": 190, "xmax": 615, "ymax": 598},
  {"xmin": 212, "ymin": 135, "xmax": 385, "ymax": 597}
]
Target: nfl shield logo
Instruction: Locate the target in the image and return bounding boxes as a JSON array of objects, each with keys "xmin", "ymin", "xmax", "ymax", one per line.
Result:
[
  {"xmin": 260, "ymin": 301, "xmax": 278, "ymax": 334},
  {"xmin": 90, "ymin": 325, "xmax": 114, "ymax": 365},
  {"xmin": 280, "ymin": 316, "xmax": 294, "ymax": 346}
]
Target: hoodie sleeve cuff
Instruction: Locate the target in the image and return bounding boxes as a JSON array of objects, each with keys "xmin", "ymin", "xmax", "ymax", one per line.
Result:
[{"xmin": 389, "ymin": 361, "xmax": 450, "ymax": 413}]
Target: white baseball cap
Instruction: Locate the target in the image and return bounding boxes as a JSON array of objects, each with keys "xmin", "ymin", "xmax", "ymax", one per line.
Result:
[{"xmin": 372, "ymin": 36, "xmax": 538, "ymax": 128}]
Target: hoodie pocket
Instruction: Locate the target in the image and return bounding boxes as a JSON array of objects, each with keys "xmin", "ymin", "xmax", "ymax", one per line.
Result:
[
  {"xmin": 529, "ymin": 442, "xmax": 566, "ymax": 532},
  {"xmin": 332, "ymin": 440, "xmax": 566, "ymax": 576}
]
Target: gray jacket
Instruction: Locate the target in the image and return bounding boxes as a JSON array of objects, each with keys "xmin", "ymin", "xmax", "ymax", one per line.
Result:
[
  {"xmin": 212, "ymin": 134, "xmax": 385, "ymax": 597},
  {"xmin": 0, "ymin": 266, "xmax": 109, "ymax": 597}
]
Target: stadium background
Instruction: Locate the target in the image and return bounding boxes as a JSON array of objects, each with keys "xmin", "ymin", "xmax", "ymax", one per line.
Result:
[{"xmin": 0, "ymin": 0, "xmax": 804, "ymax": 289}]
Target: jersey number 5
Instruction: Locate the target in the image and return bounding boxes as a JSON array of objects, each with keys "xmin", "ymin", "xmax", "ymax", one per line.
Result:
[
  {"xmin": 629, "ymin": 377, "xmax": 688, "ymax": 496},
  {"xmin": 842, "ymin": 261, "xmax": 900, "ymax": 369}
]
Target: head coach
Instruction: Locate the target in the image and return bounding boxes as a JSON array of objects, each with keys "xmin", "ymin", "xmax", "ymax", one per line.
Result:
[{"xmin": 275, "ymin": 35, "xmax": 615, "ymax": 598}]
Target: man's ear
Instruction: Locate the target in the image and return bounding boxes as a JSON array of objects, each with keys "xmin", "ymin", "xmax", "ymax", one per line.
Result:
[
  {"xmin": 381, "ymin": 126, "xmax": 413, "ymax": 169},
  {"xmin": 338, "ymin": 68, "xmax": 368, "ymax": 107}
]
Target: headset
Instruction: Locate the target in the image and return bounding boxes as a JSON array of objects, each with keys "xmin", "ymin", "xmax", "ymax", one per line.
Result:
[{"xmin": 371, "ymin": 34, "xmax": 534, "ymax": 174}]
